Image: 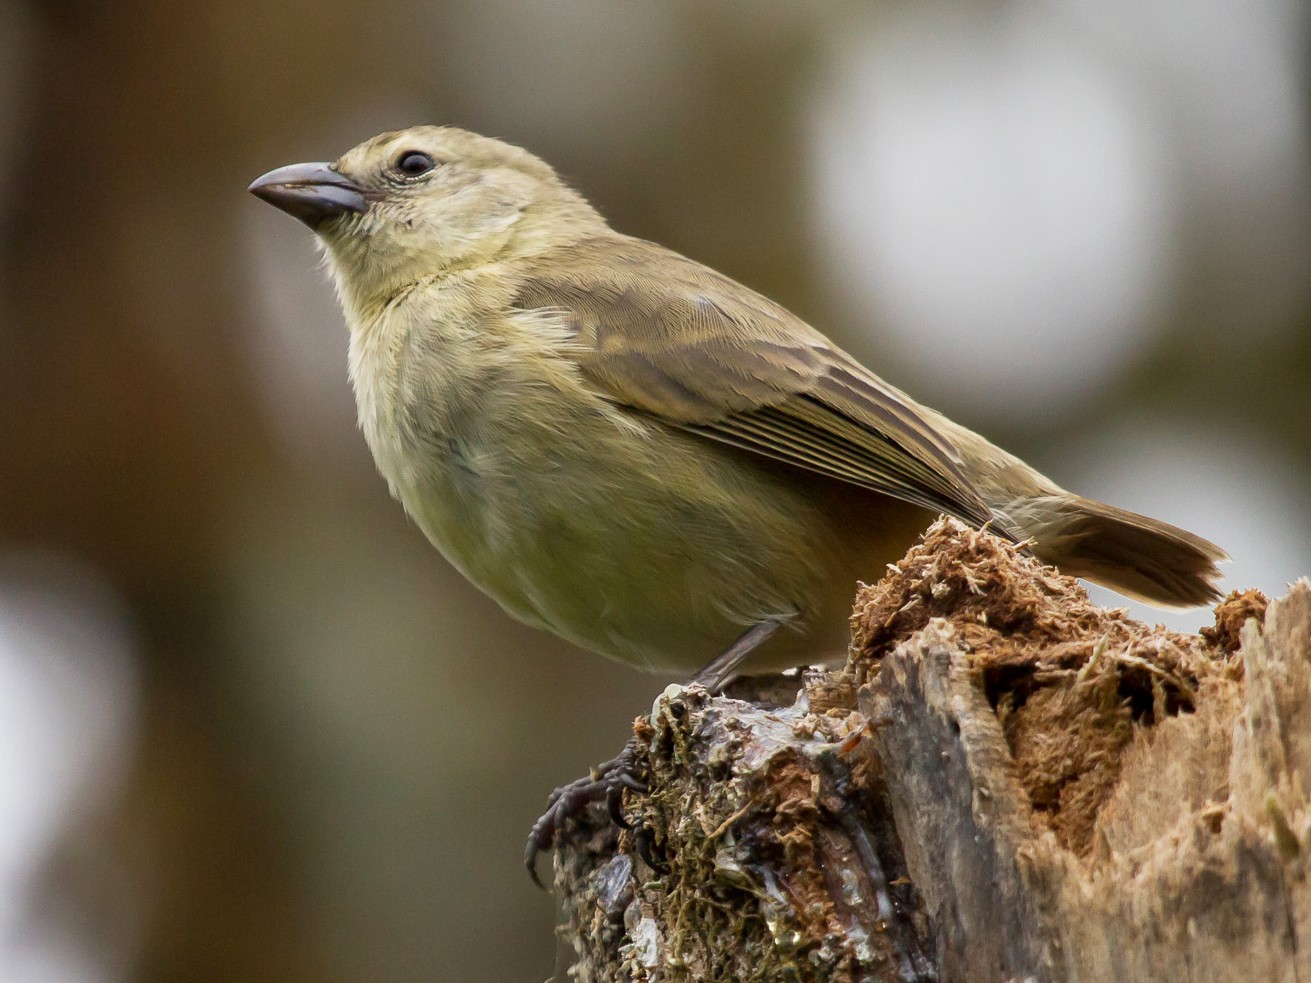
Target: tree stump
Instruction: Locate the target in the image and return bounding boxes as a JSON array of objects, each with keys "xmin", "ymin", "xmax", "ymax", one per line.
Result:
[{"xmin": 552, "ymin": 519, "xmax": 1308, "ymax": 982}]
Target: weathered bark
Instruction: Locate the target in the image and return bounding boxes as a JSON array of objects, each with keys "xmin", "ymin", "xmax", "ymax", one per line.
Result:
[{"xmin": 553, "ymin": 519, "xmax": 1308, "ymax": 982}]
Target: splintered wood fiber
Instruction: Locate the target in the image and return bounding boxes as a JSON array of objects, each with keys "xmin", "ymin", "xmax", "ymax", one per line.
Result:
[{"xmin": 846, "ymin": 521, "xmax": 1256, "ymax": 856}]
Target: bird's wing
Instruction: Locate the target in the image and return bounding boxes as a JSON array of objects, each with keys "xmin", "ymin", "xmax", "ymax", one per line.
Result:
[{"xmin": 512, "ymin": 236, "xmax": 996, "ymax": 527}]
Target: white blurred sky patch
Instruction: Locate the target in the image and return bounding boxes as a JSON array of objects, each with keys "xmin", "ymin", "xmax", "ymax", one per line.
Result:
[
  {"xmin": 1047, "ymin": 0, "xmax": 1311, "ymax": 343},
  {"xmin": 806, "ymin": 0, "xmax": 1310, "ymax": 427},
  {"xmin": 1053, "ymin": 419, "xmax": 1310, "ymax": 633},
  {"xmin": 0, "ymin": 554, "xmax": 140, "ymax": 983},
  {"xmin": 1048, "ymin": 0, "xmax": 1307, "ymax": 185},
  {"xmin": 807, "ymin": 3, "xmax": 1175, "ymax": 428}
]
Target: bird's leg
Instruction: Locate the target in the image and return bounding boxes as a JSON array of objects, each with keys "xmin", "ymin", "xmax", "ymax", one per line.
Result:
[
  {"xmin": 686, "ymin": 617, "xmax": 788, "ymax": 692},
  {"xmin": 525, "ymin": 617, "xmax": 787, "ymax": 888}
]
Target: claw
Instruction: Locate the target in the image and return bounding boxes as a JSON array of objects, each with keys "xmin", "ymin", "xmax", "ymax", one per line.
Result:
[
  {"xmin": 525, "ymin": 803, "xmax": 560, "ymax": 890},
  {"xmin": 524, "ymin": 737, "xmax": 649, "ymax": 887},
  {"xmin": 607, "ymin": 781, "xmax": 632, "ymax": 829},
  {"xmin": 617, "ymin": 772, "xmax": 647, "ymax": 793},
  {"xmin": 634, "ymin": 823, "xmax": 668, "ymax": 874},
  {"xmin": 525, "ymin": 836, "xmax": 548, "ymax": 890}
]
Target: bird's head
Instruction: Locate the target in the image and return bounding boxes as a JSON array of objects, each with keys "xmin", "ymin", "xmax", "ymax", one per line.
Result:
[{"xmin": 249, "ymin": 125, "xmax": 602, "ymax": 315}]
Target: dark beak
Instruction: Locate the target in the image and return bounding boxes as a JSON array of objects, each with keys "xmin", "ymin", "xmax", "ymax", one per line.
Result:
[{"xmin": 248, "ymin": 162, "xmax": 368, "ymax": 228}]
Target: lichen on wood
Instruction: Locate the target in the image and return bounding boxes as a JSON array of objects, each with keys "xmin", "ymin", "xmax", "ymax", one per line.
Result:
[
  {"xmin": 556, "ymin": 684, "xmax": 934, "ymax": 981},
  {"xmin": 553, "ymin": 518, "xmax": 1310, "ymax": 983}
]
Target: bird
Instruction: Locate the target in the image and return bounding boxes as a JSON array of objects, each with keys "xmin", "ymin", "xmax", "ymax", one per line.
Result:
[{"xmin": 248, "ymin": 125, "xmax": 1226, "ymax": 882}]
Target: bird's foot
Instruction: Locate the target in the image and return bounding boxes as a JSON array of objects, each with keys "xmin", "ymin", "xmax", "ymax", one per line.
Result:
[{"xmin": 525, "ymin": 736, "xmax": 649, "ymax": 889}]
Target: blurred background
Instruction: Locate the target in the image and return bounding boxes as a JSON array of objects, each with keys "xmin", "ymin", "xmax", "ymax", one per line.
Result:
[{"xmin": 0, "ymin": 0, "xmax": 1307, "ymax": 979}]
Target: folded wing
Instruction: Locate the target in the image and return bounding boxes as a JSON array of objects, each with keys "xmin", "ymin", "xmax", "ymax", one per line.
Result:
[{"xmin": 512, "ymin": 236, "xmax": 998, "ymax": 529}]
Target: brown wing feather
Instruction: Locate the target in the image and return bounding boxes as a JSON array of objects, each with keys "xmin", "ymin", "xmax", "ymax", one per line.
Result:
[{"xmin": 511, "ymin": 235, "xmax": 997, "ymax": 528}]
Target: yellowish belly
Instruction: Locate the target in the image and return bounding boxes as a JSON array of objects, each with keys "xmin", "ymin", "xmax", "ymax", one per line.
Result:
[{"xmin": 393, "ymin": 409, "xmax": 929, "ymax": 675}]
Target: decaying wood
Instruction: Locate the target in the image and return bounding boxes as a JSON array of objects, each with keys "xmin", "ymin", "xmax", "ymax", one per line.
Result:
[{"xmin": 553, "ymin": 518, "xmax": 1309, "ymax": 982}]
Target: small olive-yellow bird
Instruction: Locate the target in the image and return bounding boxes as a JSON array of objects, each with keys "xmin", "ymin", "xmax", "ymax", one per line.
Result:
[{"xmin": 249, "ymin": 126, "xmax": 1225, "ymax": 869}]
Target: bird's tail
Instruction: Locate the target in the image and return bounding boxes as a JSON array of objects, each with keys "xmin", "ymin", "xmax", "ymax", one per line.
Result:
[{"xmin": 1004, "ymin": 493, "xmax": 1227, "ymax": 608}]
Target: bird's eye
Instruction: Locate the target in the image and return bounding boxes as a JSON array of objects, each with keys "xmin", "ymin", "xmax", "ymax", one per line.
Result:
[{"xmin": 395, "ymin": 151, "xmax": 435, "ymax": 177}]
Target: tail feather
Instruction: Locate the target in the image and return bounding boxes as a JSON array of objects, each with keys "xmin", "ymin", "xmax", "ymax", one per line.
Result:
[{"xmin": 1005, "ymin": 494, "xmax": 1227, "ymax": 608}]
